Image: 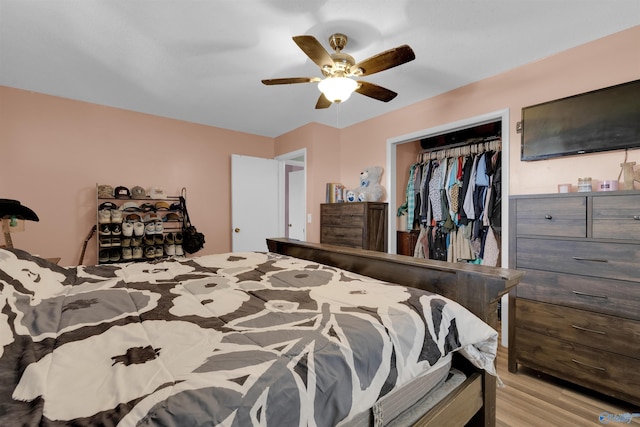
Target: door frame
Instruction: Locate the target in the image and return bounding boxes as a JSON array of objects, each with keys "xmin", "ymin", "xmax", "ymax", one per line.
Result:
[
  {"xmin": 276, "ymin": 148, "xmax": 307, "ymax": 241},
  {"xmin": 385, "ymin": 109, "xmax": 511, "ymax": 345}
]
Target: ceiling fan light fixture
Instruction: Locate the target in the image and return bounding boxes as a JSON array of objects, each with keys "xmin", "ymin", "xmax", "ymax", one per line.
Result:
[{"xmin": 318, "ymin": 77, "xmax": 357, "ymax": 103}]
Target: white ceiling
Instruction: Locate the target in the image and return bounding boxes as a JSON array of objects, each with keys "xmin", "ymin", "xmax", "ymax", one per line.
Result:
[{"xmin": 1, "ymin": 1, "xmax": 638, "ymax": 138}]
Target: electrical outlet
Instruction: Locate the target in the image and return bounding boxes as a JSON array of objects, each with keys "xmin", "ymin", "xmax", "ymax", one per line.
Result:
[{"xmin": 307, "ymin": 213, "xmax": 312, "ymax": 223}]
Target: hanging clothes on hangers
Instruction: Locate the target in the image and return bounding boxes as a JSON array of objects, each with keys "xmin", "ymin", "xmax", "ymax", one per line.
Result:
[{"xmin": 400, "ymin": 137, "xmax": 502, "ymax": 265}]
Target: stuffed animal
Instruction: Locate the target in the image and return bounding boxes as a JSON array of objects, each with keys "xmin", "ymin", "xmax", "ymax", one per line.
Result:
[{"xmin": 348, "ymin": 166, "xmax": 386, "ymax": 202}]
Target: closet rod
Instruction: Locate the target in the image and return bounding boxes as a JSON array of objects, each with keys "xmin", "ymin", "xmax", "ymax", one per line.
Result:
[{"xmin": 419, "ymin": 135, "xmax": 501, "ymax": 154}]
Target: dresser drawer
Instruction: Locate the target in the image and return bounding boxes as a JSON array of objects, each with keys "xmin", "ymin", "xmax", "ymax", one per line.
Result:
[
  {"xmin": 593, "ymin": 195, "xmax": 640, "ymax": 240},
  {"xmin": 321, "ymin": 203, "xmax": 365, "ymax": 227},
  {"xmin": 516, "ymin": 299, "xmax": 640, "ymax": 358},
  {"xmin": 320, "ymin": 226, "xmax": 363, "ymax": 247},
  {"xmin": 516, "ymin": 237, "xmax": 640, "ymax": 282},
  {"xmin": 515, "ymin": 197, "xmax": 586, "ymax": 238},
  {"xmin": 515, "ymin": 329, "xmax": 640, "ymax": 405},
  {"xmin": 516, "ymin": 269, "xmax": 640, "ymax": 320}
]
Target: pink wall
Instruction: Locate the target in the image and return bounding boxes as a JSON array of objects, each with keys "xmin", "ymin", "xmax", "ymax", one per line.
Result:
[
  {"xmin": 2, "ymin": 26, "xmax": 638, "ymax": 265},
  {"xmin": 0, "ymin": 88, "xmax": 273, "ymax": 265},
  {"xmin": 339, "ymin": 26, "xmax": 640, "ymax": 196}
]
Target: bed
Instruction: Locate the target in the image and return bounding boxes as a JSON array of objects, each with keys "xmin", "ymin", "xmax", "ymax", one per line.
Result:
[{"xmin": 0, "ymin": 238, "xmax": 522, "ymax": 426}]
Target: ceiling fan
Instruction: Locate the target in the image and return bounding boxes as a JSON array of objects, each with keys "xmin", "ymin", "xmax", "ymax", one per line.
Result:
[{"xmin": 261, "ymin": 33, "xmax": 415, "ymax": 109}]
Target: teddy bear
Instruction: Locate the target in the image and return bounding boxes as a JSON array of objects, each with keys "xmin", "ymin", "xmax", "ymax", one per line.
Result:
[{"xmin": 346, "ymin": 166, "xmax": 386, "ymax": 202}]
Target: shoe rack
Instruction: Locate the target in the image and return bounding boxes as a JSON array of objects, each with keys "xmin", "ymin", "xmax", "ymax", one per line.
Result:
[{"xmin": 96, "ymin": 185, "xmax": 185, "ymax": 264}]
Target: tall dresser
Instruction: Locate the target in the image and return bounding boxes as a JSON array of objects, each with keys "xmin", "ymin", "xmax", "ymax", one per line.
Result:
[
  {"xmin": 320, "ymin": 202, "xmax": 388, "ymax": 252},
  {"xmin": 508, "ymin": 191, "xmax": 640, "ymax": 405}
]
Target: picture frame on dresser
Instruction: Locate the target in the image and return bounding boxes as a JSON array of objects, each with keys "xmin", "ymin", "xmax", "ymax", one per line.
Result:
[{"xmin": 508, "ymin": 191, "xmax": 640, "ymax": 406}]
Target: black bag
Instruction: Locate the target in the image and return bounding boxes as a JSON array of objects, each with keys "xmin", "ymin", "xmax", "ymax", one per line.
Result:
[{"xmin": 180, "ymin": 196, "xmax": 205, "ymax": 254}]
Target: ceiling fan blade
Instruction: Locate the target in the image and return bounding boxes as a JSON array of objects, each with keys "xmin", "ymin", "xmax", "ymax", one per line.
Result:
[
  {"xmin": 355, "ymin": 81, "xmax": 398, "ymax": 102},
  {"xmin": 262, "ymin": 77, "xmax": 320, "ymax": 85},
  {"xmin": 353, "ymin": 45, "xmax": 415, "ymax": 76},
  {"xmin": 293, "ymin": 35, "xmax": 335, "ymax": 70},
  {"xmin": 315, "ymin": 93, "xmax": 332, "ymax": 109}
]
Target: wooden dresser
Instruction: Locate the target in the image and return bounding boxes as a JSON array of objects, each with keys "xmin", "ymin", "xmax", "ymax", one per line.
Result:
[
  {"xmin": 320, "ymin": 202, "xmax": 388, "ymax": 252},
  {"xmin": 508, "ymin": 191, "xmax": 640, "ymax": 405}
]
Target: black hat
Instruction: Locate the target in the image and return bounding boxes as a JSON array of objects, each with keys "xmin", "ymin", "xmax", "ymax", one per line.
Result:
[
  {"xmin": 114, "ymin": 186, "xmax": 131, "ymax": 199},
  {"xmin": 0, "ymin": 199, "xmax": 39, "ymax": 221}
]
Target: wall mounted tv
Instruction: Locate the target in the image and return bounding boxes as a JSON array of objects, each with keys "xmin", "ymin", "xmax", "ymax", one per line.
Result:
[{"xmin": 521, "ymin": 79, "xmax": 640, "ymax": 161}]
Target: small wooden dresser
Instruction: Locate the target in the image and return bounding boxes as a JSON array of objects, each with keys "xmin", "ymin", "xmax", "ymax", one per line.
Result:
[
  {"xmin": 320, "ymin": 202, "xmax": 388, "ymax": 252},
  {"xmin": 509, "ymin": 191, "xmax": 640, "ymax": 405}
]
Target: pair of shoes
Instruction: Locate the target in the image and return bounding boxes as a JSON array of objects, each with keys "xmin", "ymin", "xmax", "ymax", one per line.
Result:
[
  {"xmin": 144, "ymin": 221, "xmax": 164, "ymax": 235},
  {"xmin": 164, "ymin": 244, "xmax": 176, "ymax": 256},
  {"xmin": 100, "ymin": 224, "xmax": 122, "ymax": 235},
  {"xmin": 100, "ymin": 237, "xmax": 121, "ymax": 247}
]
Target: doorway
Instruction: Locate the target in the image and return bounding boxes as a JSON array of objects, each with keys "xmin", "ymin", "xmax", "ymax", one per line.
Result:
[
  {"xmin": 385, "ymin": 109, "xmax": 511, "ymax": 345},
  {"xmin": 277, "ymin": 148, "xmax": 307, "ymax": 241}
]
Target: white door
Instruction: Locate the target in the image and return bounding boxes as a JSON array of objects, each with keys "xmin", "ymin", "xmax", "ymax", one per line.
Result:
[
  {"xmin": 288, "ymin": 169, "xmax": 305, "ymax": 240},
  {"xmin": 231, "ymin": 154, "xmax": 279, "ymax": 252}
]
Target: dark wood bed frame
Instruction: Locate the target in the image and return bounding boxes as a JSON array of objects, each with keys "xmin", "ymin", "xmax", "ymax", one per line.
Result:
[{"xmin": 267, "ymin": 238, "xmax": 523, "ymax": 427}]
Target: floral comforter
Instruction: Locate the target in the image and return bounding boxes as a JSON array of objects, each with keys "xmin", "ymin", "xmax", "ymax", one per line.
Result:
[{"xmin": 0, "ymin": 247, "xmax": 498, "ymax": 426}]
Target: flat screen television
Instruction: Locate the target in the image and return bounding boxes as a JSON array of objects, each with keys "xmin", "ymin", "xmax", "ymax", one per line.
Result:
[{"xmin": 521, "ymin": 79, "xmax": 640, "ymax": 161}]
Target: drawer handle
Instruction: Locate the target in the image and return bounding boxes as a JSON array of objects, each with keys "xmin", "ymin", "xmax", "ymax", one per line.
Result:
[
  {"xmin": 571, "ymin": 359, "xmax": 606, "ymax": 372},
  {"xmin": 571, "ymin": 324, "xmax": 606, "ymax": 335},
  {"xmin": 572, "ymin": 256, "xmax": 608, "ymax": 263},
  {"xmin": 572, "ymin": 290, "xmax": 608, "ymax": 299},
  {"xmin": 634, "ymin": 215, "xmax": 640, "ymax": 220},
  {"xmin": 544, "ymin": 214, "xmax": 552, "ymax": 220}
]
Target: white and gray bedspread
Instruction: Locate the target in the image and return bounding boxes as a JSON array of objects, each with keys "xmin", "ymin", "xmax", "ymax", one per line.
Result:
[{"xmin": 0, "ymin": 247, "xmax": 498, "ymax": 426}]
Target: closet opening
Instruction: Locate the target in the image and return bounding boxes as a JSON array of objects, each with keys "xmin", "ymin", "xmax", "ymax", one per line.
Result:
[
  {"xmin": 398, "ymin": 120, "xmax": 503, "ymax": 266},
  {"xmin": 385, "ymin": 109, "xmax": 511, "ymax": 346}
]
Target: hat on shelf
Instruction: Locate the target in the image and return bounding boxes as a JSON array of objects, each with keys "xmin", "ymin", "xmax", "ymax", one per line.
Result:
[
  {"xmin": 125, "ymin": 213, "xmax": 143, "ymax": 222},
  {"xmin": 140, "ymin": 203, "xmax": 156, "ymax": 213},
  {"xmin": 131, "ymin": 186, "xmax": 146, "ymax": 199},
  {"xmin": 99, "ymin": 202, "xmax": 118, "ymax": 211},
  {"xmin": 143, "ymin": 212, "xmax": 160, "ymax": 222},
  {"xmin": 163, "ymin": 212, "xmax": 181, "ymax": 222},
  {"xmin": 155, "ymin": 201, "xmax": 170, "ymax": 211},
  {"xmin": 98, "ymin": 185, "xmax": 114, "ymax": 198},
  {"xmin": 148, "ymin": 187, "xmax": 166, "ymax": 199},
  {"xmin": 120, "ymin": 201, "xmax": 141, "ymax": 212},
  {"xmin": 114, "ymin": 186, "xmax": 131, "ymax": 199}
]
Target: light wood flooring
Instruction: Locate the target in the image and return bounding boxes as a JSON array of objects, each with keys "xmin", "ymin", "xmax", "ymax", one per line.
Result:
[{"xmin": 495, "ymin": 344, "xmax": 640, "ymax": 426}]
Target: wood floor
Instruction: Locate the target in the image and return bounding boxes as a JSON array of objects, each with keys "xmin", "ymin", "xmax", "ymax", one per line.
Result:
[{"xmin": 495, "ymin": 344, "xmax": 640, "ymax": 426}]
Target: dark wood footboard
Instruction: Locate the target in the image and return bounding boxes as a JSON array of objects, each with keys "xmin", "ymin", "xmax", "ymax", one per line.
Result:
[{"xmin": 266, "ymin": 238, "xmax": 522, "ymax": 330}]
